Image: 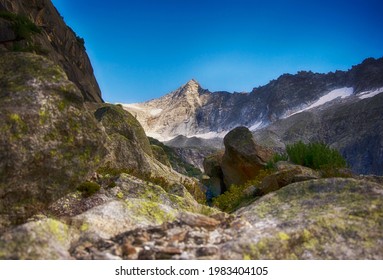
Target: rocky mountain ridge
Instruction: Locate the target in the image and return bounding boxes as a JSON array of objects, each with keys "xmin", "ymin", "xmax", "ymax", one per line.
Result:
[
  {"xmin": 123, "ymin": 57, "xmax": 383, "ymax": 141},
  {"xmin": 0, "ymin": 0, "xmax": 103, "ymax": 102},
  {"xmin": 124, "ymin": 57, "xmax": 383, "ymax": 175}
]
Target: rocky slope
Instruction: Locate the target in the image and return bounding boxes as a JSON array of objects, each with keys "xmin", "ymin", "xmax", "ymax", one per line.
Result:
[
  {"xmin": 253, "ymin": 91, "xmax": 383, "ymax": 175},
  {"xmin": 0, "ymin": 0, "xmax": 102, "ymax": 102}
]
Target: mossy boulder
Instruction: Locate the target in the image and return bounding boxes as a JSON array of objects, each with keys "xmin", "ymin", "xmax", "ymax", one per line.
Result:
[
  {"xmin": 0, "ymin": 52, "xmax": 106, "ymax": 227},
  {"xmin": 151, "ymin": 144, "xmax": 172, "ymax": 167},
  {"xmin": 0, "ymin": 218, "xmax": 74, "ymax": 259},
  {"xmin": 257, "ymin": 161, "xmax": 320, "ymax": 195},
  {"xmin": 228, "ymin": 178, "xmax": 383, "ymax": 259},
  {"xmin": 69, "ymin": 173, "xmax": 217, "ymax": 239},
  {"xmin": 94, "ymin": 105, "xmax": 154, "ymax": 176},
  {"xmin": 94, "ymin": 105, "xmax": 152, "ymax": 156}
]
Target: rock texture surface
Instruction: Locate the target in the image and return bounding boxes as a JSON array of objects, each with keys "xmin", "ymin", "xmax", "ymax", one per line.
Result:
[
  {"xmin": 2, "ymin": 177, "xmax": 382, "ymax": 259},
  {"xmin": 0, "ymin": 52, "xmax": 106, "ymax": 228},
  {"xmin": 0, "ymin": 0, "xmax": 102, "ymax": 102}
]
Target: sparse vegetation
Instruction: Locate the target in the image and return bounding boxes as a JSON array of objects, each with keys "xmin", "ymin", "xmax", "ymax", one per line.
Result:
[
  {"xmin": 212, "ymin": 170, "xmax": 271, "ymax": 213},
  {"xmin": 0, "ymin": 11, "xmax": 41, "ymax": 40},
  {"xmin": 266, "ymin": 153, "xmax": 289, "ymax": 170},
  {"xmin": 77, "ymin": 181, "xmax": 101, "ymax": 196}
]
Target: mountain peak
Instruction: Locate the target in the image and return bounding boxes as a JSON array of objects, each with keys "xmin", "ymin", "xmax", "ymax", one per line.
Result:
[
  {"xmin": 173, "ymin": 79, "xmax": 201, "ymax": 98},
  {"xmin": 186, "ymin": 79, "xmax": 200, "ymax": 86}
]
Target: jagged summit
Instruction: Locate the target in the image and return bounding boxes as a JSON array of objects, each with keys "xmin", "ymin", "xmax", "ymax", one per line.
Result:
[{"xmin": 172, "ymin": 79, "xmax": 203, "ymax": 98}]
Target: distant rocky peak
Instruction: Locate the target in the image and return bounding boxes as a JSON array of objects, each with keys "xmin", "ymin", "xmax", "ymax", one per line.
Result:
[{"xmin": 174, "ymin": 79, "xmax": 202, "ymax": 98}]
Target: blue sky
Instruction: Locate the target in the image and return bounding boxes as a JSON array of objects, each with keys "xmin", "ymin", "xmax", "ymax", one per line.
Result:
[{"xmin": 51, "ymin": 0, "xmax": 383, "ymax": 103}]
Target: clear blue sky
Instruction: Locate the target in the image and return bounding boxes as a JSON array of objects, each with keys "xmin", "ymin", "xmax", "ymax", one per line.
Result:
[{"xmin": 51, "ymin": 0, "xmax": 383, "ymax": 103}]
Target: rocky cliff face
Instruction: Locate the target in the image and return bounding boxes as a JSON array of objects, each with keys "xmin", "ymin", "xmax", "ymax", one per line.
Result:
[{"xmin": 0, "ymin": 0, "xmax": 103, "ymax": 102}]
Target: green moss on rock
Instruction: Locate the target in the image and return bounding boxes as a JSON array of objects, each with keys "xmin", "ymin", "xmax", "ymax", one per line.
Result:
[{"xmin": 234, "ymin": 178, "xmax": 383, "ymax": 259}]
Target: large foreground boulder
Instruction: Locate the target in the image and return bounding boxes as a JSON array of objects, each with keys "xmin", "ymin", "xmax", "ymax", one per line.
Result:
[
  {"xmin": 230, "ymin": 178, "xmax": 383, "ymax": 259},
  {"xmin": 0, "ymin": 52, "xmax": 106, "ymax": 228}
]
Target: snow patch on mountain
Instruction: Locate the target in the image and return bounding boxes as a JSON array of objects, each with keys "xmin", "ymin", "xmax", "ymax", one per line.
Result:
[
  {"xmin": 121, "ymin": 103, "xmax": 143, "ymax": 111},
  {"xmin": 288, "ymin": 87, "xmax": 354, "ymax": 117},
  {"xmin": 249, "ymin": 121, "xmax": 265, "ymax": 131},
  {"xmin": 189, "ymin": 131, "xmax": 229, "ymax": 139},
  {"xmin": 357, "ymin": 87, "xmax": 383, "ymax": 99}
]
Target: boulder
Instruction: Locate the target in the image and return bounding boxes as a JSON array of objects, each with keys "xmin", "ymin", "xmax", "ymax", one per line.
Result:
[
  {"xmin": 0, "ymin": 218, "xmax": 74, "ymax": 259},
  {"xmin": 0, "ymin": 52, "xmax": 106, "ymax": 228},
  {"xmin": 257, "ymin": 161, "xmax": 320, "ymax": 195},
  {"xmin": 230, "ymin": 178, "xmax": 383, "ymax": 259},
  {"xmin": 94, "ymin": 104, "xmax": 154, "ymax": 176},
  {"xmin": 221, "ymin": 127, "xmax": 273, "ymax": 187}
]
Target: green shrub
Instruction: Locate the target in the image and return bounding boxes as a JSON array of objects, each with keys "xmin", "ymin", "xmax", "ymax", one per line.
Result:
[
  {"xmin": 212, "ymin": 170, "xmax": 271, "ymax": 212},
  {"xmin": 77, "ymin": 181, "xmax": 101, "ymax": 196},
  {"xmin": 286, "ymin": 141, "xmax": 346, "ymax": 170},
  {"xmin": 0, "ymin": 11, "xmax": 41, "ymax": 40}
]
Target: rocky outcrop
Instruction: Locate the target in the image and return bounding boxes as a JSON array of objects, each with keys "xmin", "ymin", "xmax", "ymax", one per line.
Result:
[
  {"xmin": 232, "ymin": 178, "xmax": 383, "ymax": 259},
  {"xmin": 0, "ymin": 0, "xmax": 102, "ymax": 102},
  {"xmin": 256, "ymin": 161, "xmax": 320, "ymax": 196},
  {"xmin": 2, "ymin": 177, "xmax": 381, "ymax": 259},
  {"xmin": 0, "ymin": 52, "xmax": 106, "ymax": 228},
  {"xmin": 0, "ymin": 173, "xmax": 218, "ymax": 259},
  {"xmin": 221, "ymin": 127, "xmax": 273, "ymax": 187},
  {"xmin": 94, "ymin": 105, "xmax": 154, "ymax": 176},
  {"xmin": 203, "ymin": 151, "xmax": 225, "ymax": 197},
  {"xmin": 148, "ymin": 137, "xmax": 202, "ymax": 178},
  {"xmin": 203, "ymin": 127, "xmax": 273, "ymax": 196}
]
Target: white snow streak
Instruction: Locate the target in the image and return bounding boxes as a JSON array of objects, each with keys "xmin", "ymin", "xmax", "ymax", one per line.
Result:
[
  {"xmin": 289, "ymin": 87, "xmax": 353, "ymax": 116},
  {"xmin": 357, "ymin": 87, "xmax": 383, "ymax": 99},
  {"xmin": 249, "ymin": 121, "xmax": 263, "ymax": 131}
]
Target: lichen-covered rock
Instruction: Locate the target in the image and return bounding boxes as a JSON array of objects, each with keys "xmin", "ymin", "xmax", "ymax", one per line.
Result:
[
  {"xmin": 50, "ymin": 173, "xmax": 216, "ymax": 240},
  {"xmin": 231, "ymin": 178, "xmax": 383, "ymax": 259},
  {"xmin": 0, "ymin": 52, "xmax": 106, "ymax": 227},
  {"xmin": 257, "ymin": 161, "xmax": 320, "ymax": 195},
  {"xmin": 0, "ymin": 0, "xmax": 102, "ymax": 102},
  {"xmin": 93, "ymin": 105, "xmax": 154, "ymax": 176},
  {"xmin": 0, "ymin": 218, "xmax": 74, "ymax": 259}
]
